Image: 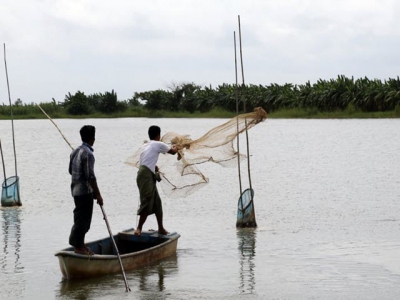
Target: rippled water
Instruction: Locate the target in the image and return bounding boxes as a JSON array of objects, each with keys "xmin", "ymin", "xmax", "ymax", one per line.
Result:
[{"xmin": 0, "ymin": 118, "xmax": 399, "ymax": 299}]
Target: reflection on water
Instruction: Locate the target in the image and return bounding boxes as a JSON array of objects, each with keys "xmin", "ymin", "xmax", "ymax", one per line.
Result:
[
  {"xmin": 237, "ymin": 228, "xmax": 256, "ymax": 294},
  {"xmin": 132, "ymin": 254, "xmax": 178, "ymax": 300},
  {"xmin": 1, "ymin": 207, "xmax": 23, "ymax": 272},
  {"xmin": 57, "ymin": 254, "xmax": 178, "ymax": 299},
  {"xmin": 1, "ymin": 207, "xmax": 24, "ymax": 299},
  {"xmin": 58, "ymin": 274, "xmax": 120, "ymax": 300},
  {"xmin": 137, "ymin": 259, "xmax": 166, "ymax": 292}
]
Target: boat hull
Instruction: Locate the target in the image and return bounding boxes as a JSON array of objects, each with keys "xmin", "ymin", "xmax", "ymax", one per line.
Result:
[{"xmin": 55, "ymin": 229, "xmax": 180, "ymax": 279}]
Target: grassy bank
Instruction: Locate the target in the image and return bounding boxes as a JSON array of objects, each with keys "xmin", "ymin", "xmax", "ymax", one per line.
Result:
[
  {"xmin": 0, "ymin": 106, "xmax": 399, "ymax": 120},
  {"xmin": 0, "ymin": 107, "xmax": 239, "ymax": 120},
  {"xmin": 268, "ymin": 107, "xmax": 400, "ymax": 119}
]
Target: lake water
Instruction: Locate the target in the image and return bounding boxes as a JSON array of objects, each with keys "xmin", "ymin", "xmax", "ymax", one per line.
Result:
[{"xmin": 0, "ymin": 117, "xmax": 399, "ymax": 299}]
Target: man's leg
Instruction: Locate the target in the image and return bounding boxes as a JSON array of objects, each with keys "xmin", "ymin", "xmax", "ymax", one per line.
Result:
[
  {"xmin": 154, "ymin": 188, "xmax": 168, "ymax": 235},
  {"xmin": 135, "ymin": 213, "xmax": 148, "ymax": 235},
  {"xmin": 69, "ymin": 194, "xmax": 94, "ymax": 251},
  {"xmin": 156, "ymin": 212, "xmax": 169, "ymax": 235}
]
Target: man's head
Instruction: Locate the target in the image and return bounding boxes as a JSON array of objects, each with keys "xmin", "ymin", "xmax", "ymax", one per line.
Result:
[
  {"xmin": 80, "ymin": 125, "xmax": 96, "ymax": 145},
  {"xmin": 148, "ymin": 125, "xmax": 161, "ymax": 141}
]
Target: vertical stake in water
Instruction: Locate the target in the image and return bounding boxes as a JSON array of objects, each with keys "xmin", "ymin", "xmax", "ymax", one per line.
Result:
[
  {"xmin": 234, "ymin": 31, "xmax": 243, "ymax": 197},
  {"xmin": 0, "ymin": 140, "xmax": 7, "ymax": 197},
  {"xmin": 3, "ymin": 43, "xmax": 21, "ymax": 206},
  {"xmin": 235, "ymin": 15, "xmax": 257, "ymax": 228}
]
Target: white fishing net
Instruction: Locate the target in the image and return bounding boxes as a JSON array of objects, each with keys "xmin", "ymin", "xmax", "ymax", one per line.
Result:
[{"xmin": 126, "ymin": 107, "xmax": 267, "ymax": 198}]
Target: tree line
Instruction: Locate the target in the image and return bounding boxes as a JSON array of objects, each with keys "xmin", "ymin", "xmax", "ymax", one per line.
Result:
[{"xmin": 1, "ymin": 75, "xmax": 400, "ymax": 117}]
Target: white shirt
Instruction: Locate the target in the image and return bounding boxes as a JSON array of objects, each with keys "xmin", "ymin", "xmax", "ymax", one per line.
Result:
[{"xmin": 139, "ymin": 140, "xmax": 170, "ymax": 173}]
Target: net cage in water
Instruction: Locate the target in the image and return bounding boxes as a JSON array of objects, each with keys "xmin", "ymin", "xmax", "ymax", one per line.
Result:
[
  {"xmin": 1, "ymin": 176, "xmax": 21, "ymax": 207},
  {"xmin": 236, "ymin": 188, "xmax": 257, "ymax": 228}
]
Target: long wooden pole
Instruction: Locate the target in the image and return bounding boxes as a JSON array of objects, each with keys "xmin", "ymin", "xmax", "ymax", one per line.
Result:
[
  {"xmin": 237, "ymin": 15, "xmax": 253, "ymax": 192},
  {"xmin": 234, "ymin": 31, "xmax": 243, "ymax": 196},
  {"xmin": 36, "ymin": 104, "xmax": 74, "ymax": 150},
  {"xmin": 0, "ymin": 139, "xmax": 7, "ymax": 186},
  {"xmin": 101, "ymin": 206, "xmax": 131, "ymax": 292},
  {"xmin": 237, "ymin": 15, "xmax": 257, "ymax": 227},
  {"xmin": 3, "ymin": 43, "xmax": 18, "ymax": 180},
  {"xmin": 4, "ymin": 43, "xmax": 21, "ymax": 206},
  {"xmin": 37, "ymin": 105, "xmax": 130, "ymax": 292}
]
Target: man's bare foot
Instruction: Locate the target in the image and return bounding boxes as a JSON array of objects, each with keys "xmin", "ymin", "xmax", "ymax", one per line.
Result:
[
  {"xmin": 158, "ymin": 229, "xmax": 169, "ymax": 235},
  {"xmin": 134, "ymin": 228, "xmax": 141, "ymax": 236},
  {"xmin": 74, "ymin": 247, "xmax": 94, "ymax": 255}
]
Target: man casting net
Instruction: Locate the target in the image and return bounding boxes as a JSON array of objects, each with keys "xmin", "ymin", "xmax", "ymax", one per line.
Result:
[{"xmin": 126, "ymin": 107, "xmax": 267, "ymax": 198}]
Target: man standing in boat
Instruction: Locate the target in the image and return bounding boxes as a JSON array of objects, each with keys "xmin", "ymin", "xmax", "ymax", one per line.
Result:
[
  {"xmin": 135, "ymin": 125, "xmax": 178, "ymax": 236},
  {"xmin": 69, "ymin": 125, "xmax": 104, "ymax": 255}
]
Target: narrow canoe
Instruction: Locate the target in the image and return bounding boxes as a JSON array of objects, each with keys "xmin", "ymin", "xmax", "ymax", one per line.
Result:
[{"xmin": 55, "ymin": 229, "xmax": 180, "ymax": 279}]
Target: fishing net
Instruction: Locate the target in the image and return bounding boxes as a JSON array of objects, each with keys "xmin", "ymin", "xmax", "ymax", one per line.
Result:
[
  {"xmin": 1, "ymin": 176, "xmax": 21, "ymax": 207},
  {"xmin": 126, "ymin": 107, "xmax": 267, "ymax": 198},
  {"xmin": 236, "ymin": 188, "xmax": 257, "ymax": 227}
]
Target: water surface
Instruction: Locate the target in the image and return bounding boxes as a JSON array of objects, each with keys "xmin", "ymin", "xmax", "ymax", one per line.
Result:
[{"xmin": 0, "ymin": 118, "xmax": 399, "ymax": 299}]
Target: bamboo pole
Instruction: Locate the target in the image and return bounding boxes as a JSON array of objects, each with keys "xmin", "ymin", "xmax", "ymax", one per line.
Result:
[
  {"xmin": 0, "ymin": 139, "xmax": 7, "ymax": 187},
  {"xmin": 101, "ymin": 206, "xmax": 131, "ymax": 292},
  {"xmin": 234, "ymin": 31, "xmax": 243, "ymax": 196},
  {"xmin": 3, "ymin": 44, "xmax": 18, "ymax": 180},
  {"xmin": 36, "ymin": 104, "xmax": 74, "ymax": 151},
  {"xmin": 237, "ymin": 15, "xmax": 253, "ymax": 193},
  {"xmin": 237, "ymin": 15, "xmax": 257, "ymax": 227},
  {"xmin": 4, "ymin": 43, "xmax": 21, "ymax": 206}
]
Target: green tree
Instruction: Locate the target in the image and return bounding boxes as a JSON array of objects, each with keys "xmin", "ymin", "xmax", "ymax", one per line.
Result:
[
  {"xmin": 98, "ymin": 90, "xmax": 118, "ymax": 113},
  {"xmin": 14, "ymin": 98, "xmax": 23, "ymax": 106},
  {"xmin": 175, "ymin": 83, "xmax": 201, "ymax": 113},
  {"xmin": 64, "ymin": 91, "xmax": 90, "ymax": 115}
]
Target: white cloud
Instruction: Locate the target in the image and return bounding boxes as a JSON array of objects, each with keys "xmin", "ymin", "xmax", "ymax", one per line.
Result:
[{"xmin": 0, "ymin": 0, "xmax": 399, "ymax": 104}]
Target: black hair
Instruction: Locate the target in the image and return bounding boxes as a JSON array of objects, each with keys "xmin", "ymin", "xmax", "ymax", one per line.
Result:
[
  {"xmin": 148, "ymin": 125, "xmax": 161, "ymax": 140},
  {"xmin": 80, "ymin": 125, "xmax": 96, "ymax": 143}
]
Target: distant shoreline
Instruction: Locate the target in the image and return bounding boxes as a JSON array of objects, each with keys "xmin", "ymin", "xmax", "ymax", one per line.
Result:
[{"xmin": 0, "ymin": 108, "xmax": 399, "ymax": 120}]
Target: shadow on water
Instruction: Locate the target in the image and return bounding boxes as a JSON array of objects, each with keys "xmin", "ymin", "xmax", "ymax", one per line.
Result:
[
  {"xmin": 57, "ymin": 254, "xmax": 179, "ymax": 299},
  {"xmin": 1, "ymin": 207, "xmax": 25, "ymax": 298},
  {"xmin": 237, "ymin": 228, "xmax": 256, "ymax": 295}
]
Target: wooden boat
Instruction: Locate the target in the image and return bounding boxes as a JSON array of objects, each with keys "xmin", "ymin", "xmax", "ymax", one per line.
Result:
[{"xmin": 55, "ymin": 228, "xmax": 180, "ymax": 279}]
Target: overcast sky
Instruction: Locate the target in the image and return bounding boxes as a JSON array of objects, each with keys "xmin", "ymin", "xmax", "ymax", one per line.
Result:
[{"xmin": 1, "ymin": 0, "xmax": 399, "ymax": 105}]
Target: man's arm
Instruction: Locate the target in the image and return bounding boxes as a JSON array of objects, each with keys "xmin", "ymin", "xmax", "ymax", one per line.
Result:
[
  {"xmin": 167, "ymin": 146, "xmax": 178, "ymax": 155},
  {"xmin": 90, "ymin": 179, "xmax": 103, "ymax": 206},
  {"xmin": 85, "ymin": 152, "xmax": 103, "ymax": 206},
  {"xmin": 168, "ymin": 145, "xmax": 183, "ymax": 160}
]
